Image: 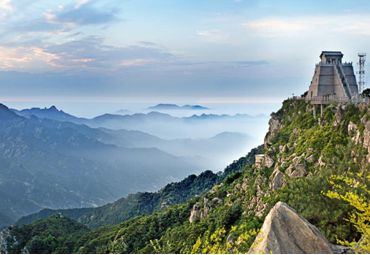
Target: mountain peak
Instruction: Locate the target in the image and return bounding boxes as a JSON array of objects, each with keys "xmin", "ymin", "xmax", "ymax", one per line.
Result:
[
  {"xmin": 48, "ymin": 105, "xmax": 58, "ymax": 111},
  {"xmin": 0, "ymin": 103, "xmax": 9, "ymax": 110},
  {"xmin": 0, "ymin": 103, "xmax": 20, "ymax": 120}
]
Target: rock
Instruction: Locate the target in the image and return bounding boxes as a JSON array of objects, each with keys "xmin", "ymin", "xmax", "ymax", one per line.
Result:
[
  {"xmin": 189, "ymin": 202, "xmax": 201, "ymax": 223},
  {"xmin": 248, "ymin": 202, "xmax": 334, "ymax": 254},
  {"xmin": 264, "ymin": 155, "xmax": 274, "ymax": 168},
  {"xmin": 334, "ymin": 106, "xmax": 344, "ymax": 127},
  {"xmin": 189, "ymin": 197, "xmax": 221, "ymax": 223},
  {"xmin": 363, "ymin": 120, "xmax": 370, "ymax": 163},
  {"xmin": 270, "ymin": 168, "xmax": 285, "ymax": 190},
  {"xmin": 331, "ymin": 244, "xmax": 353, "ymax": 254},
  {"xmin": 211, "ymin": 197, "xmax": 222, "ymax": 205},
  {"xmin": 306, "ymin": 154, "xmax": 316, "ymax": 163},
  {"xmin": 202, "ymin": 198, "xmax": 210, "ymax": 218},
  {"xmin": 255, "ymin": 176, "xmax": 266, "ymax": 217},
  {"xmin": 318, "ymin": 156, "xmax": 326, "ymax": 167},
  {"xmin": 264, "ymin": 116, "xmax": 282, "ymax": 147},
  {"xmin": 255, "ymin": 154, "xmax": 265, "ymax": 169},
  {"xmin": 286, "ymin": 163, "xmax": 307, "ymax": 177},
  {"xmin": 255, "ymin": 154, "xmax": 274, "ymax": 169},
  {"xmin": 348, "ymin": 121, "xmax": 361, "ymax": 144}
]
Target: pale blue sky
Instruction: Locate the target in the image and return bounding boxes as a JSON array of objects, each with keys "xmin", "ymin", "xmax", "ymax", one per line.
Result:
[{"xmin": 1, "ymin": 0, "xmax": 370, "ymax": 114}]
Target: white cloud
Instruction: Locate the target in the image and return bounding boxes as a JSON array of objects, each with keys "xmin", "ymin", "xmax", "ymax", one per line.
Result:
[
  {"xmin": 120, "ymin": 58, "xmax": 156, "ymax": 67},
  {"xmin": 243, "ymin": 14, "xmax": 370, "ymax": 38},
  {"xmin": 0, "ymin": 46, "xmax": 60, "ymax": 71},
  {"xmin": 75, "ymin": 0, "xmax": 89, "ymax": 9},
  {"xmin": 0, "ymin": 0, "xmax": 13, "ymax": 20},
  {"xmin": 196, "ymin": 29, "xmax": 229, "ymax": 43}
]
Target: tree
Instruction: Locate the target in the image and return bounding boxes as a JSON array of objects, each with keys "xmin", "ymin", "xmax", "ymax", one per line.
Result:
[
  {"xmin": 325, "ymin": 173, "xmax": 370, "ymax": 253},
  {"xmin": 362, "ymin": 88, "xmax": 370, "ymax": 98}
]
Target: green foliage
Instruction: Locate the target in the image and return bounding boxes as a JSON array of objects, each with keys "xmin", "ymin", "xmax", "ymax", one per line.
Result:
[
  {"xmin": 18, "ymin": 170, "xmax": 219, "ymax": 229},
  {"xmin": 326, "ymin": 173, "xmax": 370, "ymax": 253},
  {"xmin": 6, "ymin": 215, "xmax": 89, "ymax": 254}
]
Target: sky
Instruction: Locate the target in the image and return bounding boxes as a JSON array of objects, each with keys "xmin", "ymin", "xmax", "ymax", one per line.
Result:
[{"xmin": 1, "ymin": 0, "xmax": 370, "ymax": 116}]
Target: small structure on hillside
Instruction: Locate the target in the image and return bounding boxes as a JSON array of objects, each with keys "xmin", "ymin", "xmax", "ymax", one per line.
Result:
[
  {"xmin": 255, "ymin": 154, "xmax": 265, "ymax": 169},
  {"xmin": 305, "ymin": 51, "xmax": 359, "ymax": 104}
]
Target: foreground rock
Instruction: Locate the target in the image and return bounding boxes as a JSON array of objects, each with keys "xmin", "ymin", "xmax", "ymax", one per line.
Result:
[{"xmin": 248, "ymin": 202, "xmax": 334, "ymax": 254}]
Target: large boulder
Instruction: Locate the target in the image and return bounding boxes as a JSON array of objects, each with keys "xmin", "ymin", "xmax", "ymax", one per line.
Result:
[{"xmin": 248, "ymin": 202, "xmax": 334, "ymax": 254}]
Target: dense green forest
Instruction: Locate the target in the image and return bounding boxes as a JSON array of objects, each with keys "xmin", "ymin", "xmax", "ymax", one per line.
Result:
[{"xmin": 2, "ymin": 100, "xmax": 369, "ymax": 253}]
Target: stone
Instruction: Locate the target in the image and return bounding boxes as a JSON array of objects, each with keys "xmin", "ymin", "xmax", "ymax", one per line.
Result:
[
  {"xmin": 306, "ymin": 154, "xmax": 316, "ymax": 163},
  {"xmin": 264, "ymin": 116, "xmax": 282, "ymax": 147},
  {"xmin": 264, "ymin": 155, "xmax": 274, "ymax": 168},
  {"xmin": 255, "ymin": 154, "xmax": 274, "ymax": 169},
  {"xmin": 255, "ymin": 154, "xmax": 265, "ymax": 169},
  {"xmin": 318, "ymin": 156, "xmax": 326, "ymax": 167},
  {"xmin": 248, "ymin": 202, "xmax": 334, "ymax": 254},
  {"xmin": 270, "ymin": 168, "xmax": 285, "ymax": 191},
  {"xmin": 363, "ymin": 120, "xmax": 370, "ymax": 163},
  {"xmin": 331, "ymin": 245, "xmax": 353, "ymax": 254},
  {"xmin": 334, "ymin": 107, "xmax": 344, "ymax": 127},
  {"xmin": 348, "ymin": 121, "xmax": 361, "ymax": 144},
  {"xmin": 189, "ymin": 202, "xmax": 201, "ymax": 223},
  {"xmin": 286, "ymin": 163, "xmax": 307, "ymax": 177}
]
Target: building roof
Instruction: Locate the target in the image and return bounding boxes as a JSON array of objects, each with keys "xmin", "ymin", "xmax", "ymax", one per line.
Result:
[{"xmin": 320, "ymin": 51, "xmax": 343, "ymax": 57}]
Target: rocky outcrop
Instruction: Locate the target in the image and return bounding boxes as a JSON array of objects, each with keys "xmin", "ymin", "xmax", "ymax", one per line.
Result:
[
  {"xmin": 0, "ymin": 227, "xmax": 15, "ymax": 254},
  {"xmin": 264, "ymin": 116, "xmax": 282, "ymax": 147},
  {"xmin": 270, "ymin": 168, "xmax": 285, "ymax": 191},
  {"xmin": 334, "ymin": 106, "xmax": 344, "ymax": 127},
  {"xmin": 189, "ymin": 197, "xmax": 222, "ymax": 223},
  {"xmin": 255, "ymin": 154, "xmax": 274, "ymax": 169},
  {"xmin": 248, "ymin": 202, "xmax": 334, "ymax": 254},
  {"xmin": 286, "ymin": 163, "xmax": 307, "ymax": 177},
  {"xmin": 362, "ymin": 118, "xmax": 370, "ymax": 163},
  {"xmin": 248, "ymin": 175, "xmax": 267, "ymax": 217},
  {"xmin": 286, "ymin": 156, "xmax": 308, "ymax": 177},
  {"xmin": 348, "ymin": 121, "xmax": 361, "ymax": 144}
]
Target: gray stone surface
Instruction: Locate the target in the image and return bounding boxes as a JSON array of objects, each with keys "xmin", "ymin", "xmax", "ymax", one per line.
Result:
[{"xmin": 248, "ymin": 202, "xmax": 334, "ymax": 254}]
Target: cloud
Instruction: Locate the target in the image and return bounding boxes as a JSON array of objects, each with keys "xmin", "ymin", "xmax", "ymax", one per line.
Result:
[
  {"xmin": 196, "ymin": 29, "xmax": 230, "ymax": 43},
  {"xmin": 0, "ymin": 46, "xmax": 59, "ymax": 71},
  {"xmin": 0, "ymin": 37, "xmax": 177, "ymax": 72},
  {"xmin": 0, "ymin": 0, "xmax": 13, "ymax": 20},
  {"xmin": 243, "ymin": 14, "xmax": 370, "ymax": 38},
  {"xmin": 41, "ymin": 37, "xmax": 175, "ymax": 71},
  {"xmin": 7, "ymin": 0, "xmax": 118, "ymax": 35},
  {"xmin": 56, "ymin": 1, "xmax": 118, "ymax": 26}
]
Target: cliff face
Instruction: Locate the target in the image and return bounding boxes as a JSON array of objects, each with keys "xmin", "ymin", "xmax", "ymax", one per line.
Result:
[{"xmin": 2, "ymin": 99, "xmax": 369, "ymax": 254}]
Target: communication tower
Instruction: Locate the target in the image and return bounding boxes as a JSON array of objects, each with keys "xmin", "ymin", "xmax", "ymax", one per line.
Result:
[{"xmin": 358, "ymin": 53, "xmax": 366, "ymax": 94}]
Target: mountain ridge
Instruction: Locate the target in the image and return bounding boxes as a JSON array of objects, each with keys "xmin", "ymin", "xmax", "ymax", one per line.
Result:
[{"xmin": 2, "ymin": 99, "xmax": 368, "ymax": 253}]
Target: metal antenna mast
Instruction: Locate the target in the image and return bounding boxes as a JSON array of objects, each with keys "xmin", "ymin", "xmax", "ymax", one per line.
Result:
[{"xmin": 358, "ymin": 53, "xmax": 366, "ymax": 94}]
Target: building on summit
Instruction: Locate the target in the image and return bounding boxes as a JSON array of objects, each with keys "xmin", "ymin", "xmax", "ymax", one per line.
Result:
[{"xmin": 305, "ymin": 51, "xmax": 359, "ymax": 104}]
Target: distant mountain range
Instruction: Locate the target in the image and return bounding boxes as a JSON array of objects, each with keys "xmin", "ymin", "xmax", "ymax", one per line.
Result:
[
  {"xmin": 148, "ymin": 103, "xmax": 209, "ymax": 111},
  {"xmin": 0, "ymin": 103, "xmax": 254, "ymax": 228},
  {"xmin": 12, "ymin": 104, "xmax": 264, "ymax": 140}
]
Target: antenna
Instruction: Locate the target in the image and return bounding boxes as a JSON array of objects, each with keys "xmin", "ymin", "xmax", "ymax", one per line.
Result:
[{"xmin": 358, "ymin": 53, "xmax": 366, "ymax": 94}]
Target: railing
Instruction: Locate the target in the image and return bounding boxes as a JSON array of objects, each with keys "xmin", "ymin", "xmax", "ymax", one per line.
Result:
[{"xmin": 304, "ymin": 95, "xmax": 370, "ymax": 104}]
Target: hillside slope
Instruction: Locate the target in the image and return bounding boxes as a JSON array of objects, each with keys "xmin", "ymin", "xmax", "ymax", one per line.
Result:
[
  {"xmin": 2, "ymin": 99, "xmax": 369, "ymax": 253},
  {"xmin": 16, "ymin": 170, "xmax": 220, "ymax": 228}
]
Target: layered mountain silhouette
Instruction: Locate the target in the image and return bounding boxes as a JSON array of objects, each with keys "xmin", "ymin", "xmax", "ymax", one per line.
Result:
[
  {"xmin": 148, "ymin": 103, "xmax": 209, "ymax": 111},
  {"xmin": 0, "ymin": 103, "xmax": 252, "ymax": 227}
]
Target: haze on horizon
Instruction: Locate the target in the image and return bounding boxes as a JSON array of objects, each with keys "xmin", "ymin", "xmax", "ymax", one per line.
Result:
[{"xmin": 1, "ymin": 0, "xmax": 370, "ymax": 116}]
